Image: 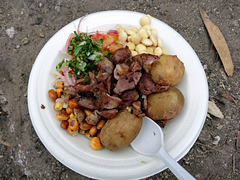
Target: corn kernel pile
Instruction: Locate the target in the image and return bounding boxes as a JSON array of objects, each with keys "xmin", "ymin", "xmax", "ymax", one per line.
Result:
[
  {"xmin": 48, "ymin": 80, "xmax": 104, "ymax": 150},
  {"xmin": 116, "ymin": 14, "xmax": 167, "ymax": 56}
]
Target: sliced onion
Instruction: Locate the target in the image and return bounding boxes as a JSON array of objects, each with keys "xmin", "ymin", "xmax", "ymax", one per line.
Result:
[{"xmin": 108, "ymin": 30, "xmax": 118, "ymax": 34}]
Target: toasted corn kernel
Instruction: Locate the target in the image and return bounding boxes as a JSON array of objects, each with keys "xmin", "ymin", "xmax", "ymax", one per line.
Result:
[
  {"xmin": 80, "ymin": 122, "xmax": 92, "ymax": 131},
  {"xmin": 60, "ymin": 120, "xmax": 69, "ymax": 130},
  {"xmin": 69, "ymin": 113, "xmax": 75, "ymax": 119},
  {"xmin": 48, "ymin": 89, "xmax": 57, "ymax": 101},
  {"xmin": 89, "ymin": 126, "xmax": 98, "ymax": 137},
  {"xmin": 54, "ymin": 81, "xmax": 64, "ymax": 89},
  {"xmin": 56, "ymin": 110, "xmax": 69, "ymax": 121},
  {"xmin": 90, "ymin": 137, "xmax": 102, "ymax": 150},
  {"xmin": 85, "ymin": 131, "xmax": 92, "ymax": 140},
  {"xmin": 84, "ymin": 109, "xmax": 91, "ymax": 116},
  {"xmin": 54, "ymin": 102, "xmax": 63, "ymax": 111},
  {"xmin": 68, "ymin": 98, "xmax": 79, "ymax": 109},
  {"xmin": 68, "ymin": 118, "xmax": 79, "ymax": 131},
  {"xmin": 56, "ymin": 88, "xmax": 64, "ymax": 98},
  {"xmin": 67, "ymin": 126, "xmax": 78, "ymax": 136},
  {"xmin": 97, "ymin": 131, "xmax": 101, "ymax": 138},
  {"xmin": 66, "ymin": 107, "xmax": 73, "ymax": 114},
  {"xmin": 79, "ymin": 129, "xmax": 86, "ymax": 135},
  {"xmin": 97, "ymin": 120, "xmax": 105, "ymax": 130}
]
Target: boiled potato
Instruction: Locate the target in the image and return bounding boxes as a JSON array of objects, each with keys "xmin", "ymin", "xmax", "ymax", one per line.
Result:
[
  {"xmin": 150, "ymin": 55, "xmax": 185, "ymax": 86},
  {"xmin": 147, "ymin": 87, "xmax": 184, "ymax": 121},
  {"xmin": 100, "ymin": 108, "xmax": 143, "ymax": 151}
]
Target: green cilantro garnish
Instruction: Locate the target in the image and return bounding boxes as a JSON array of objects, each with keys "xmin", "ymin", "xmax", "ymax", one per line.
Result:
[
  {"xmin": 56, "ymin": 59, "xmax": 65, "ymax": 71},
  {"xmin": 56, "ymin": 31, "xmax": 112, "ymax": 79}
]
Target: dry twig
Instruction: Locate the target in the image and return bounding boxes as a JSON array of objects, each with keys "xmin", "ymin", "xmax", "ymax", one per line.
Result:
[
  {"xmin": 200, "ymin": 10, "xmax": 234, "ymax": 76},
  {"xmin": 196, "ymin": 142, "xmax": 227, "ymax": 155}
]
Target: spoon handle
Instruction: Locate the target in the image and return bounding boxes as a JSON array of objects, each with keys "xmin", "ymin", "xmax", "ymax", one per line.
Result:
[{"xmin": 156, "ymin": 148, "xmax": 195, "ymax": 180}]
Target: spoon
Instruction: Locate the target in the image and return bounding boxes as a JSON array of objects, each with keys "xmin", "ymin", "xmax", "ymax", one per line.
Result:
[{"xmin": 131, "ymin": 117, "xmax": 195, "ymax": 180}]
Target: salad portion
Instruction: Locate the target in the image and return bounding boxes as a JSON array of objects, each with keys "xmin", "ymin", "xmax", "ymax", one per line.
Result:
[{"xmin": 48, "ymin": 14, "xmax": 185, "ymax": 151}]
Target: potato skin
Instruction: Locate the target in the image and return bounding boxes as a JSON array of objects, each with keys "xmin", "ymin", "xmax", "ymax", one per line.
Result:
[
  {"xmin": 100, "ymin": 108, "xmax": 143, "ymax": 151},
  {"xmin": 147, "ymin": 87, "xmax": 184, "ymax": 121},
  {"xmin": 150, "ymin": 55, "xmax": 185, "ymax": 86}
]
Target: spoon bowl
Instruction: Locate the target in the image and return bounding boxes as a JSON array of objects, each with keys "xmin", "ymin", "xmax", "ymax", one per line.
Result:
[{"xmin": 131, "ymin": 117, "xmax": 195, "ymax": 180}]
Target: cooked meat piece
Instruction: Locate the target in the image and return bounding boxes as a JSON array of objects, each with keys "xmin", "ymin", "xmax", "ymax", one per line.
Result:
[
  {"xmin": 74, "ymin": 72, "xmax": 97, "ymax": 93},
  {"xmin": 74, "ymin": 83, "xmax": 96, "ymax": 93},
  {"xmin": 112, "ymin": 47, "xmax": 132, "ymax": 64},
  {"xmin": 130, "ymin": 60, "xmax": 142, "ymax": 72},
  {"xmin": 138, "ymin": 74, "xmax": 169, "ymax": 95},
  {"xmin": 105, "ymin": 75, "xmax": 112, "ymax": 94},
  {"xmin": 120, "ymin": 90, "xmax": 139, "ymax": 102},
  {"xmin": 97, "ymin": 57, "xmax": 114, "ymax": 73},
  {"xmin": 113, "ymin": 72, "xmax": 142, "ymax": 94},
  {"xmin": 74, "ymin": 108, "xmax": 86, "ymax": 124},
  {"xmin": 97, "ymin": 109, "xmax": 119, "ymax": 119},
  {"xmin": 100, "ymin": 95, "xmax": 122, "ymax": 109},
  {"xmin": 114, "ymin": 63, "xmax": 130, "ymax": 80},
  {"xmin": 85, "ymin": 110, "xmax": 101, "ymax": 125},
  {"xmin": 132, "ymin": 54, "xmax": 159, "ymax": 73},
  {"xmin": 64, "ymin": 86, "xmax": 77, "ymax": 96},
  {"xmin": 95, "ymin": 82, "xmax": 107, "ymax": 93},
  {"xmin": 76, "ymin": 95, "xmax": 97, "ymax": 110},
  {"xmin": 132, "ymin": 101, "xmax": 141, "ymax": 112},
  {"xmin": 96, "ymin": 72, "xmax": 111, "ymax": 82}
]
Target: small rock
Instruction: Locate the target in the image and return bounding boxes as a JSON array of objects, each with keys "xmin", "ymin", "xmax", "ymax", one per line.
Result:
[
  {"xmin": 22, "ymin": 37, "xmax": 29, "ymax": 45},
  {"xmin": 0, "ymin": 96, "xmax": 7, "ymax": 105},
  {"xmin": 6, "ymin": 26, "xmax": 16, "ymax": 39},
  {"xmin": 38, "ymin": 3, "xmax": 43, "ymax": 8},
  {"xmin": 35, "ymin": 17, "xmax": 43, "ymax": 25},
  {"xmin": 16, "ymin": 44, "xmax": 21, "ymax": 49},
  {"xmin": 55, "ymin": 5, "xmax": 61, "ymax": 12},
  {"xmin": 213, "ymin": 135, "xmax": 220, "ymax": 145},
  {"xmin": 216, "ymin": 124, "xmax": 223, "ymax": 130},
  {"xmin": 13, "ymin": 49, "xmax": 18, "ymax": 53},
  {"xmin": 203, "ymin": 64, "xmax": 208, "ymax": 70},
  {"xmin": 39, "ymin": 33, "xmax": 45, "ymax": 38}
]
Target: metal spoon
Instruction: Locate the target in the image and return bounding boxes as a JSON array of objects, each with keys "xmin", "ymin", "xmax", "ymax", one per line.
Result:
[{"xmin": 131, "ymin": 117, "xmax": 195, "ymax": 180}]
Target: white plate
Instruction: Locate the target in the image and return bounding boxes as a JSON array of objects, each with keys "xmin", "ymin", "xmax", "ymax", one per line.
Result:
[{"xmin": 28, "ymin": 10, "xmax": 208, "ymax": 180}]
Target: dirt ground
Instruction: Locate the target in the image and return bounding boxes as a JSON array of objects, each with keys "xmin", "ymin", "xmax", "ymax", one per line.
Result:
[{"xmin": 0, "ymin": 0, "xmax": 239, "ymax": 179}]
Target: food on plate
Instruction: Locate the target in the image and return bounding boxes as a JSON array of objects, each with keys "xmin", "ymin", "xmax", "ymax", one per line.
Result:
[
  {"xmin": 48, "ymin": 14, "xmax": 185, "ymax": 151},
  {"xmin": 146, "ymin": 87, "xmax": 184, "ymax": 127},
  {"xmin": 100, "ymin": 108, "xmax": 143, "ymax": 151},
  {"xmin": 116, "ymin": 15, "xmax": 167, "ymax": 56},
  {"xmin": 150, "ymin": 55, "xmax": 185, "ymax": 86}
]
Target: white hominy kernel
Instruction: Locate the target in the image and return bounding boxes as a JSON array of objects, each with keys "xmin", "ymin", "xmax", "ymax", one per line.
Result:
[
  {"xmin": 154, "ymin": 47, "xmax": 163, "ymax": 56},
  {"xmin": 116, "ymin": 24, "xmax": 124, "ymax": 34},
  {"xmin": 131, "ymin": 51, "xmax": 138, "ymax": 56},
  {"xmin": 125, "ymin": 26, "xmax": 138, "ymax": 35},
  {"xmin": 118, "ymin": 31, "xmax": 127, "ymax": 42},
  {"xmin": 141, "ymin": 38, "xmax": 153, "ymax": 46},
  {"xmin": 146, "ymin": 47, "xmax": 154, "ymax": 54},
  {"xmin": 140, "ymin": 16, "xmax": 151, "ymax": 26},
  {"xmin": 138, "ymin": 28, "xmax": 148, "ymax": 39},
  {"xmin": 142, "ymin": 25, "xmax": 151, "ymax": 30},
  {"xmin": 136, "ymin": 44, "xmax": 146, "ymax": 53},
  {"xmin": 127, "ymin": 42, "xmax": 135, "ymax": 51},
  {"xmin": 150, "ymin": 35, "xmax": 158, "ymax": 47},
  {"xmin": 150, "ymin": 28, "xmax": 158, "ymax": 36},
  {"xmin": 131, "ymin": 33, "xmax": 141, "ymax": 45}
]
